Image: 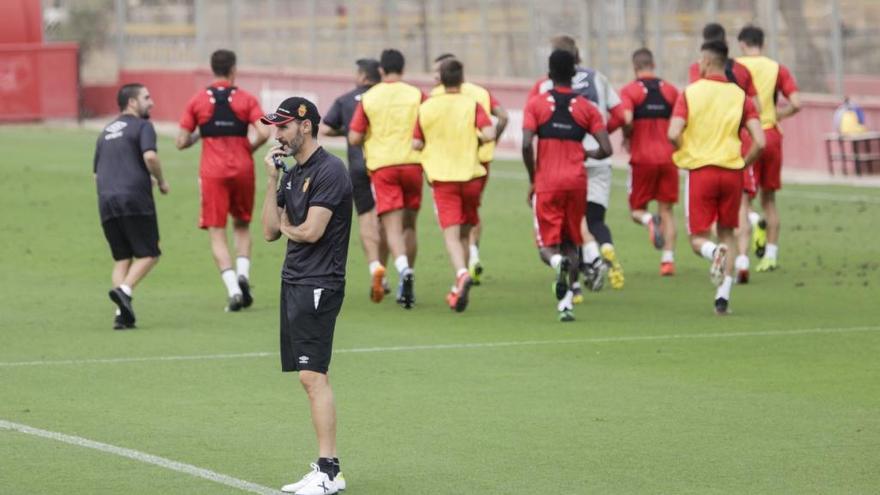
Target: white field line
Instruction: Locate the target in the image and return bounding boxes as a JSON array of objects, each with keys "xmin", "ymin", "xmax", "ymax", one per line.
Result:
[
  {"xmin": 489, "ymin": 169, "xmax": 880, "ymax": 204},
  {"xmin": 0, "ymin": 419, "xmax": 280, "ymax": 495},
  {"xmin": 1, "ymin": 325, "xmax": 878, "ymax": 368}
]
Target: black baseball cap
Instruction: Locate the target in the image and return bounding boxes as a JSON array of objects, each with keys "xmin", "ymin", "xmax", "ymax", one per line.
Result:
[{"xmin": 261, "ymin": 96, "xmax": 321, "ymax": 127}]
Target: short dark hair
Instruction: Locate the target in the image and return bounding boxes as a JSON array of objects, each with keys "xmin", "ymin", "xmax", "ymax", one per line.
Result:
[
  {"xmin": 702, "ymin": 23, "xmax": 726, "ymax": 42},
  {"xmin": 548, "ymin": 49, "xmax": 576, "ymax": 85},
  {"xmin": 700, "ymin": 40, "xmax": 729, "ymax": 64},
  {"xmin": 439, "ymin": 59, "xmax": 464, "ymax": 87},
  {"xmin": 117, "ymin": 83, "xmax": 144, "ymax": 111},
  {"xmin": 356, "ymin": 58, "xmax": 381, "ymax": 83},
  {"xmin": 550, "ymin": 34, "xmax": 580, "ymax": 63},
  {"xmin": 210, "ymin": 49, "xmax": 236, "ymax": 77},
  {"xmin": 632, "ymin": 48, "xmax": 654, "ymax": 70},
  {"xmin": 434, "ymin": 53, "xmax": 456, "ymax": 63},
  {"xmin": 738, "ymin": 25, "xmax": 764, "ymax": 48},
  {"xmin": 380, "ymin": 49, "xmax": 405, "ymax": 75}
]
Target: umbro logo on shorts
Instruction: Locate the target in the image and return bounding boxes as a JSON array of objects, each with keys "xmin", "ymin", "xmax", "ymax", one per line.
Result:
[{"xmin": 298, "ymin": 355, "xmax": 310, "ymax": 364}]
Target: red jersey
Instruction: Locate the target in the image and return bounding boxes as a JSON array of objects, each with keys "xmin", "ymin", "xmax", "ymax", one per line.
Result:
[
  {"xmin": 523, "ymin": 87, "xmax": 606, "ymax": 193},
  {"xmin": 619, "ymin": 76, "xmax": 679, "ymax": 166},
  {"xmin": 179, "ymin": 81, "xmax": 263, "ymax": 179},
  {"xmin": 688, "ymin": 60, "xmax": 757, "ymax": 97}
]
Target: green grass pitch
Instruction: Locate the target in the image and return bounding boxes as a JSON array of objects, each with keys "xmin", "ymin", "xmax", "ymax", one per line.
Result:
[{"xmin": 1, "ymin": 125, "xmax": 879, "ymax": 494}]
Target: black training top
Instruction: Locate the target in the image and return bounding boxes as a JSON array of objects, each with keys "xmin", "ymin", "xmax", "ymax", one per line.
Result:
[
  {"xmin": 93, "ymin": 114, "xmax": 158, "ymax": 222},
  {"xmin": 323, "ymin": 85, "xmax": 372, "ymax": 172},
  {"xmin": 276, "ymin": 146, "xmax": 353, "ymax": 290}
]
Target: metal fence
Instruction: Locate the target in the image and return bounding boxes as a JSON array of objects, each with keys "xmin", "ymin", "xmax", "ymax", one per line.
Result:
[{"xmin": 47, "ymin": 0, "xmax": 880, "ymax": 94}]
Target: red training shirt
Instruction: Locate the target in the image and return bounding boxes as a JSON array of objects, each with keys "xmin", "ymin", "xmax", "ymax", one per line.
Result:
[
  {"xmin": 619, "ymin": 76, "xmax": 679, "ymax": 166},
  {"xmin": 522, "ymin": 87, "xmax": 606, "ymax": 193},
  {"xmin": 179, "ymin": 81, "xmax": 263, "ymax": 179}
]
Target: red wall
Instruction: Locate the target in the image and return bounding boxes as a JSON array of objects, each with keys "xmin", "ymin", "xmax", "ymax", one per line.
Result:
[
  {"xmin": 0, "ymin": 0, "xmax": 43, "ymax": 44},
  {"xmin": 0, "ymin": 43, "xmax": 79, "ymax": 121},
  {"xmin": 83, "ymin": 68, "xmax": 880, "ymax": 174}
]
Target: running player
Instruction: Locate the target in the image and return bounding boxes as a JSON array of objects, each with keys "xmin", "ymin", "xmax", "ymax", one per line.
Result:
[
  {"xmin": 523, "ymin": 50, "xmax": 612, "ymax": 321},
  {"xmin": 177, "ymin": 49, "xmax": 268, "ymax": 311},
  {"xmin": 687, "ymin": 23, "xmax": 762, "ymax": 283},
  {"xmin": 528, "ymin": 35, "xmax": 626, "ymax": 293},
  {"xmin": 430, "ymin": 53, "xmax": 509, "ymax": 285},
  {"xmin": 668, "ymin": 40, "xmax": 765, "ymax": 315},
  {"xmin": 619, "ymin": 48, "xmax": 680, "ymax": 276},
  {"xmin": 413, "ymin": 58, "xmax": 496, "ymax": 311},
  {"xmin": 736, "ymin": 25, "xmax": 802, "ymax": 273},
  {"xmin": 323, "ymin": 58, "xmax": 390, "ymax": 302},
  {"xmin": 348, "ymin": 49, "xmax": 424, "ymax": 309}
]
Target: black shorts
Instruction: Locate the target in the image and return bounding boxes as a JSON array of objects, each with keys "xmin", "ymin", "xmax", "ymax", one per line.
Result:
[
  {"xmin": 102, "ymin": 215, "xmax": 161, "ymax": 261},
  {"xmin": 350, "ymin": 162, "xmax": 376, "ymax": 215},
  {"xmin": 280, "ymin": 283, "xmax": 345, "ymax": 374}
]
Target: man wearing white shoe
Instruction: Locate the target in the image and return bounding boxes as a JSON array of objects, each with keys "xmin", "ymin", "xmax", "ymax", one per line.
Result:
[{"xmin": 260, "ymin": 97, "xmax": 351, "ymax": 495}]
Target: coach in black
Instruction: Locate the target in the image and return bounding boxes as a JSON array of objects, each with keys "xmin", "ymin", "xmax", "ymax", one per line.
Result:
[
  {"xmin": 260, "ymin": 97, "xmax": 352, "ymax": 495},
  {"xmin": 94, "ymin": 83, "xmax": 168, "ymax": 330}
]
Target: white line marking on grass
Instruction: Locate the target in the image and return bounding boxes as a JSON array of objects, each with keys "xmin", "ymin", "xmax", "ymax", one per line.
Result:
[
  {"xmin": 0, "ymin": 419, "xmax": 280, "ymax": 495},
  {"xmin": 490, "ymin": 170, "xmax": 880, "ymax": 204},
  {"xmin": 1, "ymin": 326, "xmax": 878, "ymax": 368}
]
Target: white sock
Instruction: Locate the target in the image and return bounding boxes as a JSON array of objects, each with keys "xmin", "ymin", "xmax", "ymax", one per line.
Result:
[
  {"xmin": 765, "ymin": 243, "xmax": 778, "ymax": 259},
  {"xmin": 235, "ymin": 257, "xmax": 250, "ymax": 280},
  {"xmin": 469, "ymin": 244, "xmax": 480, "ymax": 264},
  {"xmin": 549, "ymin": 254, "xmax": 563, "ymax": 270},
  {"xmin": 748, "ymin": 211, "xmax": 761, "ymax": 227},
  {"xmin": 640, "ymin": 212, "xmax": 653, "ymax": 226},
  {"xmin": 571, "ymin": 281, "xmax": 581, "ymax": 290},
  {"xmin": 700, "ymin": 241, "xmax": 717, "ymax": 261},
  {"xmin": 582, "ymin": 241, "xmax": 600, "ymax": 263},
  {"xmin": 716, "ymin": 275, "xmax": 733, "ymax": 300},
  {"xmin": 456, "ymin": 267, "xmax": 468, "ymax": 278},
  {"xmin": 119, "ymin": 284, "xmax": 132, "ymax": 297},
  {"xmin": 221, "ymin": 269, "xmax": 242, "ymax": 297},
  {"xmin": 394, "ymin": 255, "xmax": 410, "ymax": 274},
  {"xmin": 115, "ymin": 308, "xmax": 121, "ymax": 316},
  {"xmin": 735, "ymin": 255, "xmax": 750, "ymax": 271},
  {"xmin": 368, "ymin": 260, "xmax": 383, "ymax": 275}
]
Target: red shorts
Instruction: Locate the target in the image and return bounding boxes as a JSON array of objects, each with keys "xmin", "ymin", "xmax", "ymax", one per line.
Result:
[
  {"xmin": 742, "ymin": 127, "xmax": 783, "ymax": 191},
  {"xmin": 199, "ymin": 174, "xmax": 254, "ymax": 229},
  {"xmin": 533, "ymin": 188, "xmax": 586, "ymax": 247},
  {"xmin": 370, "ymin": 164, "xmax": 423, "ymax": 215},
  {"xmin": 432, "ymin": 178, "xmax": 483, "ymax": 229},
  {"xmin": 478, "ymin": 162, "xmax": 490, "ymax": 194},
  {"xmin": 627, "ymin": 161, "xmax": 679, "ymax": 210},
  {"xmin": 686, "ymin": 166, "xmax": 743, "ymax": 235}
]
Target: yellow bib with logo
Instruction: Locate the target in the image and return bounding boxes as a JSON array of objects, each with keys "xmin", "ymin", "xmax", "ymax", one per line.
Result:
[
  {"xmin": 672, "ymin": 79, "xmax": 745, "ymax": 171},
  {"xmin": 431, "ymin": 82, "xmax": 495, "ymax": 164},
  {"xmin": 361, "ymin": 81, "xmax": 422, "ymax": 171},
  {"xmin": 736, "ymin": 55, "xmax": 780, "ymax": 130},
  {"xmin": 418, "ymin": 93, "xmax": 485, "ymax": 182}
]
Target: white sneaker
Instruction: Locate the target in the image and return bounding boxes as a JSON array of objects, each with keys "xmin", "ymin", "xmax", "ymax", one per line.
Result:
[
  {"xmin": 281, "ymin": 464, "xmax": 338, "ymax": 494},
  {"xmin": 335, "ymin": 472, "xmax": 346, "ymax": 491},
  {"xmin": 709, "ymin": 244, "xmax": 728, "ymax": 287}
]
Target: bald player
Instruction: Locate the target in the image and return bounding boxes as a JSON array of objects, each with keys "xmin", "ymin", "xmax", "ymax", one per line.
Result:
[
  {"xmin": 619, "ymin": 48, "xmax": 680, "ymax": 276},
  {"xmin": 669, "ymin": 40, "xmax": 764, "ymax": 315},
  {"xmin": 736, "ymin": 25, "xmax": 801, "ymax": 274}
]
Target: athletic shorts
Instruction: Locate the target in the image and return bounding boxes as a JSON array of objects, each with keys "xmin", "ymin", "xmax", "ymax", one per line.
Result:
[
  {"xmin": 370, "ymin": 164, "xmax": 423, "ymax": 215},
  {"xmin": 199, "ymin": 174, "xmax": 255, "ymax": 228},
  {"xmin": 280, "ymin": 283, "xmax": 345, "ymax": 374},
  {"xmin": 349, "ymin": 161, "xmax": 376, "ymax": 215},
  {"xmin": 533, "ymin": 188, "xmax": 586, "ymax": 247},
  {"xmin": 102, "ymin": 214, "xmax": 161, "ymax": 261},
  {"xmin": 586, "ymin": 165, "xmax": 612, "ymax": 208},
  {"xmin": 742, "ymin": 127, "xmax": 783, "ymax": 192},
  {"xmin": 627, "ymin": 161, "xmax": 679, "ymax": 210},
  {"xmin": 685, "ymin": 166, "xmax": 744, "ymax": 235},
  {"xmin": 432, "ymin": 178, "xmax": 483, "ymax": 229}
]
